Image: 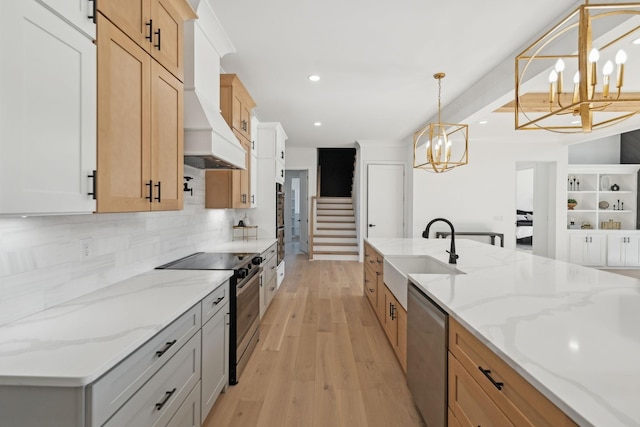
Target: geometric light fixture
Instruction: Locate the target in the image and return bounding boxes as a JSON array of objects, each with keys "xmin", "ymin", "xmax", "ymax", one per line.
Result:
[
  {"xmin": 514, "ymin": 0, "xmax": 640, "ymax": 133},
  {"xmin": 413, "ymin": 73, "xmax": 469, "ymax": 173}
]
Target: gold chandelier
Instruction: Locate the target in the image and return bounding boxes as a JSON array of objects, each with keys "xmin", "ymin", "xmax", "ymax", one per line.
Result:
[
  {"xmin": 514, "ymin": 0, "xmax": 640, "ymax": 133},
  {"xmin": 413, "ymin": 73, "xmax": 468, "ymax": 173}
]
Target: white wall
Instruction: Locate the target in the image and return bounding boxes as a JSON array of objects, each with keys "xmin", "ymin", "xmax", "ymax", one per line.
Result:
[
  {"xmin": 285, "ymin": 147, "xmax": 317, "ymax": 241},
  {"xmin": 412, "ymin": 141, "xmax": 568, "ymax": 256},
  {"xmin": 516, "ymin": 168, "xmax": 534, "ymax": 211},
  {"xmin": 568, "ymin": 134, "xmax": 620, "ymax": 164},
  {"xmin": 0, "ymin": 165, "xmax": 236, "ymax": 326}
]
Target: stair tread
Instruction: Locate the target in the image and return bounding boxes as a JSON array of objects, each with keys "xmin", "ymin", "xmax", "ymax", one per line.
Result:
[
  {"xmin": 313, "ymin": 242, "xmax": 358, "ymax": 247},
  {"xmin": 317, "ymin": 220, "xmax": 355, "ymax": 223},
  {"xmin": 314, "ymin": 235, "xmax": 357, "ymax": 238},
  {"xmin": 313, "ymin": 250, "xmax": 359, "ymax": 255},
  {"xmin": 317, "ymin": 227, "xmax": 356, "ymax": 230}
]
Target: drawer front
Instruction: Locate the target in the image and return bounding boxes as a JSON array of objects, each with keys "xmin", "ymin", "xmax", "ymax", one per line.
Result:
[
  {"xmin": 262, "ymin": 251, "xmax": 277, "ymax": 285},
  {"xmin": 449, "ymin": 318, "xmax": 578, "ymax": 427},
  {"xmin": 276, "ymin": 260, "xmax": 285, "ymax": 287},
  {"xmin": 104, "ymin": 331, "xmax": 202, "ymax": 427},
  {"xmin": 364, "ymin": 266, "xmax": 377, "ymax": 308},
  {"xmin": 167, "ymin": 381, "xmax": 201, "ymax": 427},
  {"xmin": 448, "ymin": 352, "xmax": 514, "ymax": 427},
  {"xmin": 261, "ymin": 243, "xmax": 277, "ymax": 264},
  {"xmin": 202, "ymin": 280, "xmax": 229, "ymax": 324},
  {"xmin": 87, "ymin": 303, "xmax": 201, "ymax": 427}
]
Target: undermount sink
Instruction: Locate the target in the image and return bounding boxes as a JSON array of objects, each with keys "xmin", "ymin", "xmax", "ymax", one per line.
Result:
[{"xmin": 383, "ymin": 255, "xmax": 463, "ymax": 309}]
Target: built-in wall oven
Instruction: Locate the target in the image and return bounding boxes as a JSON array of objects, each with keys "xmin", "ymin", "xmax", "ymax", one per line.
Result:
[
  {"xmin": 157, "ymin": 252, "xmax": 262, "ymax": 385},
  {"xmin": 276, "ymin": 183, "xmax": 285, "ymax": 264}
]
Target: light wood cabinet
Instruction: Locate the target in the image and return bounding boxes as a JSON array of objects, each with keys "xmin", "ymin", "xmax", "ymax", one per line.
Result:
[
  {"xmin": 96, "ymin": 0, "xmax": 192, "ymax": 81},
  {"xmin": 260, "ymin": 243, "xmax": 278, "ymax": 317},
  {"xmin": 0, "ymin": 0, "xmax": 96, "ymax": 216},
  {"xmin": 96, "ymin": 11, "xmax": 186, "ymax": 213},
  {"xmin": 448, "ymin": 317, "xmax": 578, "ymax": 427},
  {"xmin": 206, "ymin": 75, "xmax": 256, "ymax": 209}
]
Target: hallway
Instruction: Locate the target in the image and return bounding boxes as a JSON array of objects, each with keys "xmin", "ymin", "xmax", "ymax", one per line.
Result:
[{"xmin": 204, "ymin": 254, "xmax": 424, "ymax": 427}]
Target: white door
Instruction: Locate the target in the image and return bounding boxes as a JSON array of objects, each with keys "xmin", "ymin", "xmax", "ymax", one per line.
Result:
[
  {"xmin": 299, "ymin": 171, "xmax": 309, "ymax": 252},
  {"xmin": 367, "ymin": 164, "xmax": 404, "ymax": 238}
]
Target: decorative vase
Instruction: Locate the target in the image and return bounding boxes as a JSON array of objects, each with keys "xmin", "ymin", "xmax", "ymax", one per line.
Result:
[
  {"xmin": 611, "ymin": 183, "xmax": 620, "ymax": 191},
  {"xmin": 568, "ymin": 202, "xmax": 577, "ymax": 210}
]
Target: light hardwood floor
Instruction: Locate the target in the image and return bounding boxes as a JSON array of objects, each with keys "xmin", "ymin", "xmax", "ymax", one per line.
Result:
[{"xmin": 204, "ymin": 253, "xmax": 425, "ymax": 427}]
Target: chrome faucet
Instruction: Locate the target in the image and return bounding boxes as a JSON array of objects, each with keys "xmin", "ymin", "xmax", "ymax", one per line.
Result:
[{"xmin": 422, "ymin": 218, "xmax": 459, "ymax": 265}]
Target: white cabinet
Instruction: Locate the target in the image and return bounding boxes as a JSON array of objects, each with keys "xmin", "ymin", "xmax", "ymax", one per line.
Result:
[
  {"xmin": 250, "ymin": 115, "xmax": 259, "ymax": 208},
  {"xmin": 258, "ymin": 122, "xmax": 287, "ymax": 185},
  {"xmin": 607, "ymin": 234, "xmax": 640, "ymax": 267},
  {"xmin": 259, "ymin": 243, "xmax": 278, "ymax": 318},
  {"xmin": 569, "ymin": 233, "xmax": 606, "ymax": 267},
  {"xmin": 36, "ymin": 0, "xmax": 96, "ymax": 38},
  {"xmin": 201, "ymin": 285, "xmax": 229, "ymax": 422},
  {"xmin": 0, "ymin": 0, "xmax": 96, "ymax": 216}
]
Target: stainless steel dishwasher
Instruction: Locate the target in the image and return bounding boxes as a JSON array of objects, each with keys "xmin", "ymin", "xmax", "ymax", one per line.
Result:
[{"xmin": 407, "ymin": 280, "xmax": 448, "ymax": 427}]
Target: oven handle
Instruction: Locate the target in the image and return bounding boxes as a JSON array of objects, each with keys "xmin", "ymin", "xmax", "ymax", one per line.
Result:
[{"xmin": 236, "ymin": 268, "xmax": 261, "ymax": 296}]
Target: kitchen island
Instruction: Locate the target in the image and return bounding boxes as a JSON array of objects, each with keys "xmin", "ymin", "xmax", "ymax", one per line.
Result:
[{"xmin": 366, "ymin": 237, "xmax": 640, "ymax": 427}]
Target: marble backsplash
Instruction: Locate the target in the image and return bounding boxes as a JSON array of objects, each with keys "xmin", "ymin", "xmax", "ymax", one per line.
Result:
[{"xmin": 0, "ymin": 166, "xmax": 240, "ymax": 326}]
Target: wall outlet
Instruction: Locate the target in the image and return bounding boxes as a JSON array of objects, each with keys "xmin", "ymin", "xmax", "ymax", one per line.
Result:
[{"xmin": 81, "ymin": 238, "xmax": 92, "ymax": 259}]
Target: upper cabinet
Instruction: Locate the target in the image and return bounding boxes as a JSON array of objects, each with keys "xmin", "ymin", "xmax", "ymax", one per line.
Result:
[
  {"xmin": 37, "ymin": 0, "xmax": 97, "ymax": 38},
  {"xmin": 0, "ymin": 0, "xmax": 97, "ymax": 216},
  {"xmin": 95, "ymin": 2, "xmax": 194, "ymax": 213},
  {"xmin": 220, "ymin": 74, "xmax": 256, "ymax": 144},
  {"xmin": 257, "ymin": 122, "xmax": 288, "ymax": 185},
  {"xmin": 206, "ymin": 75, "xmax": 256, "ymax": 209},
  {"xmin": 96, "ymin": 0, "xmax": 190, "ymax": 81}
]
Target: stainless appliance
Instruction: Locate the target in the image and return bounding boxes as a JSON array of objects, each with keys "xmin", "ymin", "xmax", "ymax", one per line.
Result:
[
  {"xmin": 157, "ymin": 252, "xmax": 262, "ymax": 385},
  {"xmin": 276, "ymin": 183, "xmax": 285, "ymax": 263},
  {"xmin": 407, "ymin": 282, "xmax": 448, "ymax": 426}
]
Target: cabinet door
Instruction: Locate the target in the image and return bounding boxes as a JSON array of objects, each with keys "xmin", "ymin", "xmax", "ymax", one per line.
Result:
[
  {"xmin": 251, "ymin": 151, "xmax": 258, "ymax": 208},
  {"xmin": 150, "ymin": 60, "xmax": 183, "ymax": 211},
  {"xmin": 585, "ymin": 235, "xmax": 606, "ymax": 266},
  {"xmin": 201, "ymin": 307, "xmax": 229, "ymax": 422},
  {"xmin": 97, "ymin": 14, "xmax": 152, "ymax": 212},
  {"xmin": 364, "ymin": 266, "xmax": 377, "ymax": 309},
  {"xmin": 396, "ymin": 303, "xmax": 407, "ymax": 373},
  {"xmin": 37, "ymin": 0, "xmax": 96, "ymax": 38},
  {"xmin": 150, "ymin": 0, "xmax": 185, "ymax": 81},
  {"xmin": 623, "ymin": 235, "xmax": 640, "ymax": 267},
  {"xmin": 568, "ymin": 234, "xmax": 587, "ymax": 265},
  {"xmin": 607, "ymin": 235, "xmax": 625, "ymax": 267},
  {"xmin": 97, "ymin": 0, "xmax": 151, "ymax": 53},
  {"xmin": 0, "ymin": 0, "xmax": 96, "ymax": 215},
  {"xmin": 241, "ymin": 139, "xmax": 251, "ymax": 208}
]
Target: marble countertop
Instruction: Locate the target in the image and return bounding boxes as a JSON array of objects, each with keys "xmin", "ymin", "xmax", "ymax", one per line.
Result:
[
  {"xmin": 0, "ymin": 269, "xmax": 232, "ymax": 387},
  {"xmin": 206, "ymin": 238, "xmax": 277, "ymax": 255},
  {"xmin": 366, "ymin": 237, "xmax": 640, "ymax": 427}
]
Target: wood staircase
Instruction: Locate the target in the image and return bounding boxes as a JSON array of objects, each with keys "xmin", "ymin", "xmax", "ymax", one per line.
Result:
[{"xmin": 311, "ymin": 197, "xmax": 358, "ymax": 261}]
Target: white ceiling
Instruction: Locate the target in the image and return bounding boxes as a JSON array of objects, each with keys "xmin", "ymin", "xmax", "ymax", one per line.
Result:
[{"xmin": 210, "ymin": 0, "xmax": 640, "ymax": 148}]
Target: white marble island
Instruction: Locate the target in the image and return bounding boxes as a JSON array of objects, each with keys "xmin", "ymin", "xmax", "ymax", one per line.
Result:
[{"xmin": 366, "ymin": 237, "xmax": 640, "ymax": 427}]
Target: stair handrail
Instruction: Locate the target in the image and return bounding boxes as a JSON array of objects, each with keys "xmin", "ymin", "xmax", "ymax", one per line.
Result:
[{"xmin": 309, "ymin": 195, "xmax": 317, "ymax": 260}]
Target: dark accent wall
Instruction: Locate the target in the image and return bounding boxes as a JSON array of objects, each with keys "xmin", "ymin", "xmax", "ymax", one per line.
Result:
[
  {"xmin": 318, "ymin": 148, "xmax": 356, "ymax": 197},
  {"xmin": 620, "ymin": 129, "xmax": 640, "ymax": 163}
]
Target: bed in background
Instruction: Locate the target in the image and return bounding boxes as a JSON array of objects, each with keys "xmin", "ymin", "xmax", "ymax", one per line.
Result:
[{"xmin": 516, "ymin": 209, "xmax": 533, "ymax": 245}]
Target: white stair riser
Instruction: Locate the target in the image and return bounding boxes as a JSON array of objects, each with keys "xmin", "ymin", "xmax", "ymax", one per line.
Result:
[
  {"xmin": 312, "ymin": 245, "xmax": 358, "ymax": 252},
  {"xmin": 317, "ymin": 203, "xmax": 353, "ymax": 210},
  {"xmin": 316, "ymin": 209, "xmax": 354, "ymax": 216},
  {"xmin": 316, "ymin": 216, "xmax": 354, "ymax": 222},
  {"xmin": 316, "ymin": 222, "xmax": 355, "ymax": 229},
  {"xmin": 317, "ymin": 197, "xmax": 352, "ymax": 203},
  {"xmin": 314, "ymin": 237, "xmax": 358, "ymax": 244},
  {"xmin": 312, "ymin": 254, "xmax": 359, "ymax": 261},
  {"xmin": 314, "ymin": 229, "xmax": 356, "ymax": 236}
]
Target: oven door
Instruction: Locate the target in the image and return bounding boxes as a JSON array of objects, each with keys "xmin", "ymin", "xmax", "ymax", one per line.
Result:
[{"xmin": 235, "ymin": 269, "xmax": 261, "ymax": 377}]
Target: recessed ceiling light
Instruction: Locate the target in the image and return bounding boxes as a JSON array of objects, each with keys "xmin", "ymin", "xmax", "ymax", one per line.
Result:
[
  {"xmin": 314, "ymin": 122, "xmax": 322, "ymax": 127},
  {"xmin": 633, "ymin": 38, "xmax": 640, "ymax": 45},
  {"xmin": 308, "ymin": 74, "xmax": 320, "ymax": 82},
  {"xmin": 479, "ymin": 120, "xmax": 488, "ymax": 125}
]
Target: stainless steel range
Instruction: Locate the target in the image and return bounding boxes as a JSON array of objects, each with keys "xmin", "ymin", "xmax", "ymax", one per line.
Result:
[{"xmin": 157, "ymin": 252, "xmax": 262, "ymax": 385}]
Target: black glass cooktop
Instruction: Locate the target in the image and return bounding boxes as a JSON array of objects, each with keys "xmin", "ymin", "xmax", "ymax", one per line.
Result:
[{"xmin": 156, "ymin": 252, "xmax": 257, "ymax": 270}]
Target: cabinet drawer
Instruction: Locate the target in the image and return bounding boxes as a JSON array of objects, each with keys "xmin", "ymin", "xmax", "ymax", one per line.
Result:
[
  {"xmin": 202, "ymin": 281, "xmax": 229, "ymax": 324},
  {"xmin": 276, "ymin": 260, "xmax": 285, "ymax": 287},
  {"xmin": 261, "ymin": 242, "xmax": 277, "ymax": 263},
  {"xmin": 103, "ymin": 331, "xmax": 202, "ymax": 427},
  {"xmin": 364, "ymin": 266, "xmax": 378, "ymax": 308},
  {"xmin": 262, "ymin": 251, "xmax": 277, "ymax": 285},
  {"xmin": 448, "ymin": 352, "xmax": 514, "ymax": 426},
  {"xmin": 167, "ymin": 381, "xmax": 201, "ymax": 427},
  {"xmin": 87, "ymin": 303, "xmax": 201, "ymax": 426},
  {"xmin": 449, "ymin": 318, "xmax": 578, "ymax": 427}
]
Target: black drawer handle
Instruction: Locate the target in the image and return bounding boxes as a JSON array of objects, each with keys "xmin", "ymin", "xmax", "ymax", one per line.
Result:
[
  {"xmin": 155, "ymin": 340, "xmax": 176, "ymax": 357},
  {"xmin": 154, "ymin": 181, "xmax": 161, "ymax": 202},
  {"xmin": 213, "ymin": 296, "xmax": 224, "ymax": 305},
  {"xmin": 154, "ymin": 28, "xmax": 161, "ymax": 50},
  {"xmin": 369, "ymin": 288, "xmax": 374, "ymax": 293},
  {"xmin": 155, "ymin": 388, "xmax": 176, "ymax": 410},
  {"xmin": 87, "ymin": 0, "xmax": 96, "ymax": 23},
  {"xmin": 146, "ymin": 180, "xmax": 153, "ymax": 201},
  {"xmin": 87, "ymin": 170, "xmax": 97, "ymax": 199},
  {"xmin": 145, "ymin": 20, "xmax": 153, "ymax": 41},
  {"xmin": 479, "ymin": 367, "xmax": 504, "ymax": 390}
]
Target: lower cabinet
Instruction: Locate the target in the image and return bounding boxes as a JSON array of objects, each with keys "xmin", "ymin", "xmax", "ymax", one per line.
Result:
[
  {"xmin": 448, "ymin": 317, "xmax": 578, "ymax": 427},
  {"xmin": 167, "ymin": 382, "xmax": 201, "ymax": 427},
  {"xmin": 201, "ymin": 301, "xmax": 229, "ymax": 422},
  {"xmin": 607, "ymin": 234, "xmax": 640, "ymax": 267},
  {"xmin": 260, "ymin": 243, "xmax": 278, "ymax": 317},
  {"xmin": 568, "ymin": 233, "xmax": 606, "ymax": 266}
]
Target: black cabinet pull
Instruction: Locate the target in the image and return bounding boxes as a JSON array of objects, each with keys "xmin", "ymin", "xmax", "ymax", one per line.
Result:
[
  {"xmin": 280, "ymin": 170, "xmax": 284, "ymax": 177},
  {"xmin": 390, "ymin": 304, "xmax": 396, "ymax": 320},
  {"xmin": 251, "ymin": 194, "xmax": 255, "ymax": 204},
  {"xmin": 479, "ymin": 367, "xmax": 504, "ymax": 390},
  {"xmin": 155, "ymin": 340, "xmax": 176, "ymax": 357},
  {"xmin": 146, "ymin": 180, "xmax": 153, "ymax": 201},
  {"xmin": 213, "ymin": 296, "xmax": 224, "ymax": 305},
  {"xmin": 154, "ymin": 182, "xmax": 161, "ymax": 202},
  {"xmin": 281, "ymin": 151, "xmax": 284, "ymax": 159},
  {"xmin": 87, "ymin": 170, "xmax": 97, "ymax": 199},
  {"xmin": 155, "ymin": 388, "xmax": 176, "ymax": 410},
  {"xmin": 369, "ymin": 288, "xmax": 374, "ymax": 293},
  {"xmin": 87, "ymin": 0, "xmax": 96, "ymax": 23},
  {"xmin": 241, "ymin": 120, "xmax": 247, "ymax": 131},
  {"xmin": 145, "ymin": 20, "xmax": 153, "ymax": 42},
  {"xmin": 154, "ymin": 28, "xmax": 161, "ymax": 50}
]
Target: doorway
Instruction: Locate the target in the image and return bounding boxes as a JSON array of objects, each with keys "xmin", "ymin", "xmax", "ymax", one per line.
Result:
[
  {"xmin": 285, "ymin": 170, "xmax": 309, "ymax": 255},
  {"xmin": 367, "ymin": 164, "xmax": 404, "ymax": 238},
  {"xmin": 515, "ymin": 162, "xmax": 556, "ymax": 258}
]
